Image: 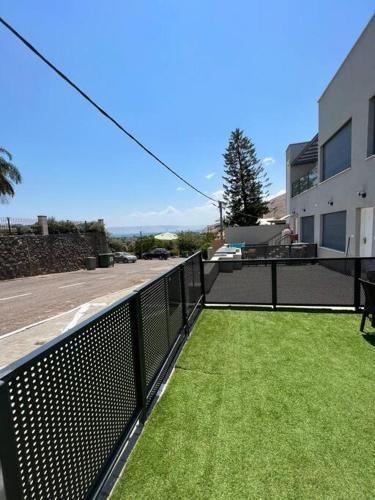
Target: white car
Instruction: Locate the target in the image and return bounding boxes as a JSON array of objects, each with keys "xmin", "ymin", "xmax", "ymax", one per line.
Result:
[{"xmin": 113, "ymin": 252, "xmax": 137, "ymax": 263}]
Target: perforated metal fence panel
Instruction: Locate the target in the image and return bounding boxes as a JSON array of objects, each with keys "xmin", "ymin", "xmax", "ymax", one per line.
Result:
[
  {"xmin": 277, "ymin": 259, "xmax": 355, "ymax": 306},
  {"xmin": 205, "ymin": 261, "xmax": 272, "ymax": 305},
  {"xmin": 167, "ymin": 269, "xmax": 184, "ymax": 344},
  {"xmin": 140, "ymin": 267, "xmax": 188, "ymax": 397},
  {"xmin": 0, "ymin": 299, "xmax": 139, "ymax": 500},
  {"xmin": 140, "ymin": 278, "xmax": 170, "ymax": 390},
  {"xmin": 0, "ymin": 253, "xmax": 204, "ymax": 500},
  {"xmin": 184, "ymin": 254, "xmax": 202, "ymax": 318},
  {"xmin": 204, "ymin": 257, "xmax": 372, "ymax": 308}
]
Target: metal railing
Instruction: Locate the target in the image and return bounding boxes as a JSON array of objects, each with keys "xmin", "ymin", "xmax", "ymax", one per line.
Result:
[
  {"xmin": 0, "ymin": 217, "xmax": 38, "ymax": 235},
  {"xmin": 263, "ymin": 230, "xmax": 287, "ymax": 246},
  {"xmin": 291, "ymin": 167, "xmax": 317, "ymax": 197},
  {"xmin": 204, "ymin": 257, "xmax": 375, "ymax": 309},
  {"xmin": 0, "ymin": 253, "xmax": 203, "ymax": 500},
  {"xmin": 242, "ymin": 243, "xmax": 317, "ymax": 260}
]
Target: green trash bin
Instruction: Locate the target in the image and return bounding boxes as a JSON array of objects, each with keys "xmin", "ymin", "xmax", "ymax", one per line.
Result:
[
  {"xmin": 98, "ymin": 253, "xmax": 114, "ymax": 268},
  {"xmin": 85, "ymin": 256, "xmax": 97, "ymax": 270}
]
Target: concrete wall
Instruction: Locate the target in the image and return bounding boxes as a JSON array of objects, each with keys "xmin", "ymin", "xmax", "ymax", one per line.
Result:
[
  {"xmin": 0, "ymin": 232, "xmax": 108, "ymax": 280},
  {"xmin": 226, "ymin": 225, "xmax": 283, "ymax": 245},
  {"xmin": 287, "ymin": 16, "xmax": 375, "ymax": 257}
]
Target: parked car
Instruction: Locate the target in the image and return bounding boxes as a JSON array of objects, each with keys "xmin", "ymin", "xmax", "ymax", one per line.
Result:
[
  {"xmin": 113, "ymin": 252, "xmax": 137, "ymax": 263},
  {"xmin": 142, "ymin": 248, "xmax": 170, "ymax": 260}
]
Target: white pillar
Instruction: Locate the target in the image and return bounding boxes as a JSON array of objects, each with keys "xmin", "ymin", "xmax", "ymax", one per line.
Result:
[{"xmin": 37, "ymin": 215, "xmax": 49, "ymax": 236}]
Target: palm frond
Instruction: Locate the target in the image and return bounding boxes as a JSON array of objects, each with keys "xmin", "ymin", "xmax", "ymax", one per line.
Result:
[
  {"xmin": 0, "ymin": 148, "xmax": 12, "ymax": 162},
  {"xmin": 0, "ymin": 175, "xmax": 15, "ymax": 196},
  {"xmin": 0, "ymin": 147, "xmax": 22, "ymax": 197},
  {"xmin": 0, "ymin": 159, "xmax": 22, "ymax": 183}
]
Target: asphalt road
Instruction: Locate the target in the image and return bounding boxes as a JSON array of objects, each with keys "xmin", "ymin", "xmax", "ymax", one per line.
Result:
[{"xmin": 0, "ymin": 258, "xmax": 184, "ymax": 335}]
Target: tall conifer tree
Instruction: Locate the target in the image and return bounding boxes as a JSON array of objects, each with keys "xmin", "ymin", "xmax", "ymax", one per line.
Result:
[{"xmin": 223, "ymin": 129, "xmax": 270, "ymax": 225}]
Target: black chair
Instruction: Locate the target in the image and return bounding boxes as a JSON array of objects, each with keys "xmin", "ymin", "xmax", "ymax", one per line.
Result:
[{"xmin": 359, "ymin": 279, "xmax": 375, "ymax": 332}]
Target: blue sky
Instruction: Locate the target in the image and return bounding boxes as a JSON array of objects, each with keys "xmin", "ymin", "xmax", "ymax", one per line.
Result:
[{"xmin": 1, "ymin": 1, "xmax": 374, "ymax": 227}]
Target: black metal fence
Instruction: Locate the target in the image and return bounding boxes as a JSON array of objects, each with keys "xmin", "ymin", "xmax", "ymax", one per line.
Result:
[
  {"xmin": 204, "ymin": 257, "xmax": 375, "ymax": 308},
  {"xmin": 0, "ymin": 217, "xmax": 38, "ymax": 235},
  {"xmin": 242, "ymin": 243, "xmax": 317, "ymax": 260},
  {"xmin": 0, "ymin": 253, "xmax": 203, "ymax": 500},
  {"xmin": 2, "ymin": 253, "xmax": 374, "ymax": 499}
]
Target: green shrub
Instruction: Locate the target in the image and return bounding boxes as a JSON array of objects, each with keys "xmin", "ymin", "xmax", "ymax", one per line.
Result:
[
  {"xmin": 85, "ymin": 221, "xmax": 105, "ymax": 233},
  {"xmin": 108, "ymin": 237, "xmax": 127, "ymax": 252},
  {"xmin": 169, "ymin": 247, "xmax": 180, "ymax": 257},
  {"xmin": 14, "ymin": 224, "xmax": 36, "ymax": 235},
  {"xmin": 46, "ymin": 218, "xmax": 105, "ymax": 234},
  {"xmin": 47, "ymin": 218, "xmax": 79, "ymax": 234},
  {"xmin": 134, "ymin": 235, "xmax": 156, "ymax": 257},
  {"xmin": 177, "ymin": 231, "xmax": 215, "ymax": 254}
]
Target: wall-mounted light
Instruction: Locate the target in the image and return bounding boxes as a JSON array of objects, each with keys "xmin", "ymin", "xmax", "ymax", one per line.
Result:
[
  {"xmin": 328, "ymin": 198, "xmax": 333, "ymax": 206},
  {"xmin": 358, "ymin": 191, "xmax": 367, "ymax": 198}
]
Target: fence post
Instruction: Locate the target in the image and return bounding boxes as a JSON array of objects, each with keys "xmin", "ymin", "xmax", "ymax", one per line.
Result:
[
  {"xmin": 271, "ymin": 261, "xmax": 277, "ymax": 309},
  {"xmin": 0, "ymin": 380, "xmax": 23, "ymax": 499},
  {"xmin": 130, "ymin": 295, "xmax": 148, "ymax": 424},
  {"xmin": 37, "ymin": 215, "xmax": 49, "ymax": 236},
  {"xmin": 180, "ymin": 264, "xmax": 189, "ymax": 335},
  {"xmin": 199, "ymin": 253, "xmax": 206, "ymax": 306},
  {"xmin": 354, "ymin": 258, "xmax": 361, "ymax": 312},
  {"xmin": 6, "ymin": 217, "xmax": 11, "ymax": 235}
]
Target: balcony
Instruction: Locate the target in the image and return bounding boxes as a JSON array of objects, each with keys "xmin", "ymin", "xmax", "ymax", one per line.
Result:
[{"xmin": 291, "ymin": 167, "xmax": 317, "ymax": 197}]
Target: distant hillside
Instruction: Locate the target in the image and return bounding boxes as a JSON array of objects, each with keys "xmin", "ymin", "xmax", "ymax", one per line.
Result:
[
  {"xmin": 264, "ymin": 192, "xmax": 286, "ymax": 219},
  {"xmin": 108, "ymin": 225, "xmax": 205, "ymax": 236}
]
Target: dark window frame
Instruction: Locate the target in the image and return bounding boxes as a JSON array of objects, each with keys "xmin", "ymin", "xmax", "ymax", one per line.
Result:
[
  {"xmin": 368, "ymin": 95, "xmax": 375, "ymax": 157},
  {"xmin": 321, "ymin": 211, "xmax": 347, "ymax": 252},
  {"xmin": 321, "ymin": 119, "xmax": 352, "ymax": 181},
  {"xmin": 301, "ymin": 215, "xmax": 315, "ymax": 243}
]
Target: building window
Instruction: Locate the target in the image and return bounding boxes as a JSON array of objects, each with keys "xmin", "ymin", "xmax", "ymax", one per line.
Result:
[
  {"xmin": 368, "ymin": 96, "xmax": 375, "ymax": 157},
  {"xmin": 301, "ymin": 216, "xmax": 314, "ymax": 243},
  {"xmin": 322, "ymin": 120, "xmax": 351, "ymax": 181},
  {"xmin": 321, "ymin": 211, "xmax": 346, "ymax": 252}
]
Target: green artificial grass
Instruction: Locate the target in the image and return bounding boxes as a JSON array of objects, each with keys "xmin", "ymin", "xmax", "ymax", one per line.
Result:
[{"xmin": 112, "ymin": 310, "xmax": 375, "ymax": 499}]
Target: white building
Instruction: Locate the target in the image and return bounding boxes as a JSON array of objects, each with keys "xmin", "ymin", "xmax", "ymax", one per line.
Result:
[{"xmin": 286, "ymin": 15, "xmax": 375, "ymax": 257}]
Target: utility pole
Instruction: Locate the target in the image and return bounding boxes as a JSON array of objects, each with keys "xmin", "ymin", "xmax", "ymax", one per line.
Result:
[{"xmin": 218, "ymin": 201, "xmax": 224, "ymax": 241}]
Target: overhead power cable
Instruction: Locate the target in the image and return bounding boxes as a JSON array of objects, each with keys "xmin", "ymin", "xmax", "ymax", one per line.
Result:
[{"xmin": 0, "ymin": 16, "xmax": 218, "ymax": 205}]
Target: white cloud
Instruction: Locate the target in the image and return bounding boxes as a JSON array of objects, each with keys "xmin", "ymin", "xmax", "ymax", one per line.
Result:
[
  {"xmin": 122, "ymin": 202, "xmax": 219, "ymax": 226},
  {"xmin": 176, "ymin": 186, "xmax": 185, "ymax": 191},
  {"xmin": 212, "ymin": 189, "xmax": 224, "ymax": 200},
  {"xmin": 107, "ymin": 188, "xmax": 286, "ymax": 226},
  {"xmin": 205, "ymin": 172, "xmax": 216, "ymax": 180},
  {"xmin": 263, "ymin": 157, "xmax": 276, "ymax": 166},
  {"xmin": 266, "ymin": 189, "xmax": 286, "ymax": 201}
]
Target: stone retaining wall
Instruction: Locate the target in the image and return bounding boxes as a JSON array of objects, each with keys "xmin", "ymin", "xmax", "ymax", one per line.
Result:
[{"xmin": 0, "ymin": 232, "xmax": 109, "ymax": 280}]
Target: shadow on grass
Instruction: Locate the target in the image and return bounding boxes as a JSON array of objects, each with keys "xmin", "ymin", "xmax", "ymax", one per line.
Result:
[
  {"xmin": 362, "ymin": 333, "xmax": 375, "ymax": 347},
  {"xmin": 205, "ymin": 305, "xmax": 357, "ymax": 315}
]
